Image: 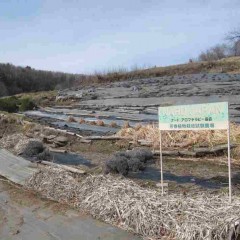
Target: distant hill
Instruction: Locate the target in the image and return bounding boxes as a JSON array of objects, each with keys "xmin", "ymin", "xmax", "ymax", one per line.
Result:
[{"xmin": 1, "ymin": 57, "xmax": 240, "ymax": 97}]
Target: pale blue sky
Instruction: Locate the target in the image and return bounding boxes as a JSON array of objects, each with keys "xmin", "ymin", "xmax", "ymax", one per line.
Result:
[{"xmin": 0, "ymin": 0, "xmax": 240, "ymax": 73}]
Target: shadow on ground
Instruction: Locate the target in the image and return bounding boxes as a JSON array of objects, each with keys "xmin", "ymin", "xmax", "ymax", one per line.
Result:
[{"xmin": 129, "ymin": 166, "xmax": 240, "ymax": 190}]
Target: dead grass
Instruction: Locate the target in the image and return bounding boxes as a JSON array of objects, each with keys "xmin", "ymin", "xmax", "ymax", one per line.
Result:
[
  {"xmin": 123, "ymin": 121, "xmax": 130, "ymax": 129},
  {"xmin": 67, "ymin": 116, "xmax": 77, "ymax": 122},
  {"xmin": 134, "ymin": 123, "xmax": 143, "ymax": 131},
  {"xmin": 109, "ymin": 121, "xmax": 118, "ymax": 128},
  {"xmin": 96, "ymin": 120, "xmax": 105, "ymax": 126},
  {"xmin": 81, "ymin": 57, "xmax": 240, "ymax": 85},
  {"xmin": 79, "ymin": 118, "xmax": 86, "ymax": 124},
  {"xmin": 89, "ymin": 121, "xmax": 96, "ymax": 125},
  {"xmin": 117, "ymin": 123, "xmax": 240, "ymax": 150},
  {"xmin": 25, "ymin": 169, "xmax": 240, "ymax": 240},
  {"xmin": 0, "ymin": 113, "xmax": 25, "ymax": 137},
  {"xmin": 22, "ymin": 121, "xmax": 35, "ymax": 133}
]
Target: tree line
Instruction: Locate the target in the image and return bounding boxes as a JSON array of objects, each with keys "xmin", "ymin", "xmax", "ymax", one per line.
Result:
[
  {"xmin": 0, "ymin": 63, "xmax": 84, "ymax": 97},
  {"xmin": 197, "ymin": 29, "xmax": 240, "ymax": 61}
]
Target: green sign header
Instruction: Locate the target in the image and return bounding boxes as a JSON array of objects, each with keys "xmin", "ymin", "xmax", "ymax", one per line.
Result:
[{"xmin": 158, "ymin": 102, "xmax": 229, "ymax": 130}]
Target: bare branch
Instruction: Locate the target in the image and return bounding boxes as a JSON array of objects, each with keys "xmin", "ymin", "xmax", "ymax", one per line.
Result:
[{"xmin": 225, "ymin": 30, "xmax": 240, "ymax": 41}]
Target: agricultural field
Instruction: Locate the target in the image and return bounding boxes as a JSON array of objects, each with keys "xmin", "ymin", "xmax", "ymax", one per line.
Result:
[
  {"xmin": 2, "ymin": 0, "xmax": 240, "ymax": 238},
  {"xmin": 1, "ymin": 66, "xmax": 240, "ymax": 239}
]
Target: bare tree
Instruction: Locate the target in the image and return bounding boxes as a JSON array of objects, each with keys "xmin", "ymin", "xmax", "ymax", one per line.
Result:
[
  {"xmin": 226, "ymin": 30, "xmax": 240, "ymax": 41},
  {"xmin": 226, "ymin": 30, "xmax": 240, "ymax": 56},
  {"xmin": 198, "ymin": 44, "xmax": 228, "ymax": 61},
  {"xmin": 233, "ymin": 40, "xmax": 240, "ymax": 56}
]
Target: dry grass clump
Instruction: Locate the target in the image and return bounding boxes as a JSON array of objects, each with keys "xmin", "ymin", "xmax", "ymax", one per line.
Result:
[
  {"xmin": 117, "ymin": 123, "xmax": 240, "ymax": 150},
  {"xmin": 134, "ymin": 123, "xmax": 142, "ymax": 131},
  {"xmin": 109, "ymin": 121, "xmax": 118, "ymax": 128},
  {"xmin": 25, "ymin": 167, "xmax": 79, "ymax": 204},
  {"xmin": 25, "ymin": 168, "xmax": 240, "ymax": 240},
  {"xmin": 0, "ymin": 133, "xmax": 27, "ymax": 151},
  {"xmin": 96, "ymin": 120, "xmax": 105, "ymax": 126},
  {"xmin": 123, "ymin": 121, "xmax": 130, "ymax": 128},
  {"xmin": 232, "ymin": 145, "xmax": 240, "ymax": 160},
  {"xmin": 89, "ymin": 121, "xmax": 97, "ymax": 125},
  {"xmin": 0, "ymin": 133, "xmax": 46, "ymax": 157},
  {"xmin": 22, "ymin": 121, "xmax": 35, "ymax": 133},
  {"xmin": 67, "ymin": 116, "xmax": 77, "ymax": 122},
  {"xmin": 79, "ymin": 118, "xmax": 86, "ymax": 124},
  {"xmin": 115, "ymin": 139, "xmax": 129, "ymax": 148},
  {"xmin": 0, "ymin": 113, "xmax": 23, "ymax": 125}
]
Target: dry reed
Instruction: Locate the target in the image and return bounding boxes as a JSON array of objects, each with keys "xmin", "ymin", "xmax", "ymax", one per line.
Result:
[
  {"xmin": 117, "ymin": 123, "xmax": 240, "ymax": 150},
  {"xmin": 79, "ymin": 118, "xmax": 86, "ymax": 124},
  {"xmin": 123, "ymin": 121, "xmax": 130, "ymax": 128},
  {"xmin": 110, "ymin": 121, "xmax": 118, "ymax": 128},
  {"xmin": 67, "ymin": 116, "xmax": 77, "ymax": 122},
  {"xmin": 25, "ymin": 167, "xmax": 240, "ymax": 240},
  {"xmin": 134, "ymin": 123, "xmax": 143, "ymax": 131},
  {"xmin": 90, "ymin": 121, "xmax": 97, "ymax": 125},
  {"xmin": 96, "ymin": 120, "xmax": 105, "ymax": 126}
]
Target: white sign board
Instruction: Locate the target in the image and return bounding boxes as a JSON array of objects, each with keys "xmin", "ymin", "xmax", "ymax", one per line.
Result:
[
  {"xmin": 158, "ymin": 102, "xmax": 232, "ymax": 202},
  {"xmin": 158, "ymin": 102, "xmax": 228, "ymax": 130}
]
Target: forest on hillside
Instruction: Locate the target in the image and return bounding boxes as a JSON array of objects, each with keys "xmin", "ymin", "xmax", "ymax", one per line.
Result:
[{"xmin": 0, "ymin": 63, "xmax": 84, "ymax": 97}]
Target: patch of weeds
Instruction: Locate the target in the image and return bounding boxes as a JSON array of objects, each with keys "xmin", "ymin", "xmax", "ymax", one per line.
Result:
[
  {"xmin": 18, "ymin": 97, "xmax": 36, "ymax": 112},
  {"xmin": 0, "ymin": 96, "xmax": 36, "ymax": 113},
  {"xmin": 0, "ymin": 96, "xmax": 18, "ymax": 112},
  {"xmin": 17, "ymin": 91, "xmax": 57, "ymax": 107}
]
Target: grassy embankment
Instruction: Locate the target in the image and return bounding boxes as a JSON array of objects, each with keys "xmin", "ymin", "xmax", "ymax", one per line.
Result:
[{"xmin": 83, "ymin": 57, "xmax": 240, "ymax": 84}]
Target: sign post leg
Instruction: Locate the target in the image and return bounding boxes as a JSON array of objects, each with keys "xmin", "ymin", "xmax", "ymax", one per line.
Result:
[
  {"xmin": 227, "ymin": 123, "xmax": 232, "ymax": 203},
  {"xmin": 159, "ymin": 130, "xmax": 164, "ymax": 195}
]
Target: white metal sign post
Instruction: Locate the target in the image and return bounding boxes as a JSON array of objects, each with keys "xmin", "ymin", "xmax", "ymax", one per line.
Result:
[
  {"xmin": 227, "ymin": 119, "xmax": 232, "ymax": 203},
  {"xmin": 158, "ymin": 102, "xmax": 232, "ymax": 202},
  {"xmin": 159, "ymin": 129, "xmax": 164, "ymax": 195}
]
